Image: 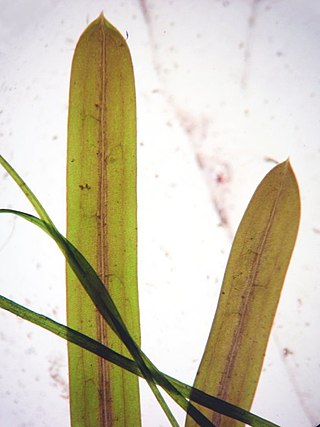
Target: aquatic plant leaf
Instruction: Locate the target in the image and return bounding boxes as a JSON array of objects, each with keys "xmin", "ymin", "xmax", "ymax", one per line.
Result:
[
  {"xmin": 66, "ymin": 14, "xmax": 141, "ymax": 426},
  {"xmin": 186, "ymin": 160, "xmax": 300, "ymax": 426}
]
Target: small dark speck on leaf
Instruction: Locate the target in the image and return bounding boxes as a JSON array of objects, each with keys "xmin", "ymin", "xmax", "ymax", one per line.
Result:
[
  {"xmin": 79, "ymin": 183, "xmax": 91, "ymax": 190},
  {"xmin": 125, "ymin": 30, "xmax": 129, "ymax": 40}
]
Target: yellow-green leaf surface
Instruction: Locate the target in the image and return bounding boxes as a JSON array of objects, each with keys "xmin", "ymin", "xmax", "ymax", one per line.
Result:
[
  {"xmin": 67, "ymin": 15, "xmax": 141, "ymax": 426},
  {"xmin": 186, "ymin": 160, "xmax": 300, "ymax": 427}
]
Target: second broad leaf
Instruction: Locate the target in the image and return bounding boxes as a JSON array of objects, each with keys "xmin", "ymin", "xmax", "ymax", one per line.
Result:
[{"xmin": 186, "ymin": 160, "xmax": 300, "ymax": 427}]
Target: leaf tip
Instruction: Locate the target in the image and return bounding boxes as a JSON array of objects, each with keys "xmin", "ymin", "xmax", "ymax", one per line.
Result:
[
  {"xmin": 98, "ymin": 11, "xmax": 108, "ymax": 25},
  {"xmin": 278, "ymin": 158, "xmax": 297, "ymax": 181},
  {"xmin": 278, "ymin": 157, "xmax": 301, "ymax": 222}
]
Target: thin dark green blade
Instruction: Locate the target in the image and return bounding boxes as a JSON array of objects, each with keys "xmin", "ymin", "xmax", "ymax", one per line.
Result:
[
  {"xmin": 0, "ymin": 203, "xmax": 213, "ymax": 426},
  {"xmin": 0, "ymin": 291, "xmax": 278, "ymax": 427}
]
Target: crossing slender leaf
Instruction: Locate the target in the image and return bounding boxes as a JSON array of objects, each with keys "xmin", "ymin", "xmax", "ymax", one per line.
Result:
[
  {"xmin": 0, "ymin": 154, "xmax": 215, "ymax": 427},
  {"xmin": 0, "ymin": 289, "xmax": 278, "ymax": 427}
]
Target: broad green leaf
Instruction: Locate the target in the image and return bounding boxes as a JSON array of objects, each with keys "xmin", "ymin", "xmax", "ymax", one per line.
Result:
[
  {"xmin": 186, "ymin": 160, "xmax": 300, "ymax": 426},
  {"xmin": 66, "ymin": 14, "xmax": 140, "ymax": 426},
  {"xmin": 0, "ymin": 291, "xmax": 278, "ymax": 427}
]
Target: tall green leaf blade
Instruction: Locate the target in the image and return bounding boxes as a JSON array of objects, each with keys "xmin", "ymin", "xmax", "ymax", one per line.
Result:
[
  {"xmin": 67, "ymin": 14, "xmax": 141, "ymax": 426},
  {"xmin": 186, "ymin": 160, "xmax": 300, "ymax": 426}
]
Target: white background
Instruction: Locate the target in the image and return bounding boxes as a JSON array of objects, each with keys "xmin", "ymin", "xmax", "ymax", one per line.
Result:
[{"xmin": 0, "ymin": 1, "xmax": 319, "ymax": 426}]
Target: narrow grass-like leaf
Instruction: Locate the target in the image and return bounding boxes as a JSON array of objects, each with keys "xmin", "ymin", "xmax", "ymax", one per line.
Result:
[
  {"xmin": 0, "ymin": 208, "xmax": 214, "ymax": 426},
  {"xmin": 0, "ymin": 152, "xmax": 215, "ymax": 427},
  {"xmin": 66, "ymin": 14, "xmax": 140, "ymax": 426},
  {"xmin": 186, "ymin": 160, "xmax": 300, "ymax": 426},
  {"xmin": 0, "ymin": 155, "xmax": 54, "ymax": 226},
  {"xmin": 0, "ymin": 292, "xmax": 279, "ymax": 427}
]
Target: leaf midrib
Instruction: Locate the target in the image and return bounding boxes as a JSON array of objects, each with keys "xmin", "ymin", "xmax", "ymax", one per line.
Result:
[{"xmin": 217, "ymin": 163, "xmax": 287, "ymax": 406}]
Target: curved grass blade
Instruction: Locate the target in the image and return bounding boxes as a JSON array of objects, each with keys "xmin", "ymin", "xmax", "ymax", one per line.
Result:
[
  {"xmin": 1, "ymin": 209, "xmax": 180, "ymax": 425},
  {"xmin": 186, "ymin": 160, "xmax": 300, "ymax": 426},
  {"xmin": 66, "ymin": 14, "xmax": 140, "ymax": 426},
  {"xmin": 0, "ymin": 293, "xmax": 279, "ymax": 427},
  {"xmin": 0, "ymin": 155, "xmax": 208, "ymax": 425},
  {"xmin": 0, "ymin": 202, "xmax": 214, "ymax": 427},
  {"xmin": 0, "ymin": 155, "xmax": 54, "ymax": 226}
]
